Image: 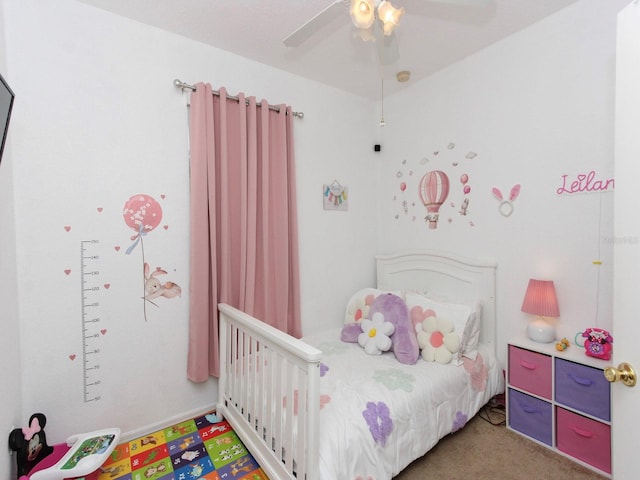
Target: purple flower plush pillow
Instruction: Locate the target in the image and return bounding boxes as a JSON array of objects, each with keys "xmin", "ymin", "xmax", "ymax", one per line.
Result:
[{"xmin": 369, "ymin": 292, "xmax": 419, "ymax": 365}]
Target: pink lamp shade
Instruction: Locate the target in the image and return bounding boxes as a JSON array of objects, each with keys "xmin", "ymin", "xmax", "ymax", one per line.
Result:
[
  {"xmin": 521, "ymin": 279, "xmax": 559, "ymax": 343},
  {"xmin": 521, "ymin": 279, "xmax": 559, "ymax": 317}
]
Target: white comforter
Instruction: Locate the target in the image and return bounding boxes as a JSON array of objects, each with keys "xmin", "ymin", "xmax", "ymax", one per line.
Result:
[{"xmin": 302, "ymin": 328, "xmax": 504, "ymax": 480}]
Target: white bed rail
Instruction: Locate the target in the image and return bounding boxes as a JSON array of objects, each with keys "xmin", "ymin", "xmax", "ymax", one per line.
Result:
[{"xmin": 218, "ymin": 303, "xmax": 322, "ymax": 480}]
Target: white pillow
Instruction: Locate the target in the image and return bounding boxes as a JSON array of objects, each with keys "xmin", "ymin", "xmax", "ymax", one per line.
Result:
[
  {"xmin": 405, "ymin": 292, "xmax": 481, "ymax": 364},
  {"xmin": 419, "ymin": 291, "xmax": 483, "ymax": 360},
  {"xmin": 465, "ymin": 299, "xmax": 483, "ymax": 360}
]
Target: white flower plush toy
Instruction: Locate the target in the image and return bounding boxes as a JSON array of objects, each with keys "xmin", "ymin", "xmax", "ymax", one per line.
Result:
[
  {"xmin": 417, "ymin": 315, "xmax": 461, "ymax": 364},
  {"xmin": 358, "ymin": 312, "xmax": 395, "ymax": 355}
]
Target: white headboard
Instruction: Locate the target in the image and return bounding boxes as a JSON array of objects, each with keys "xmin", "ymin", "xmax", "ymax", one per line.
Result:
[{"xmin": 376, "ymin": 250, "xmax": 497, "ymax": 353}]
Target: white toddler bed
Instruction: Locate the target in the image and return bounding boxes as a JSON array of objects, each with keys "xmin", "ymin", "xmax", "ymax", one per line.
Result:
[{"xmin": 217, "ymin": 250, "xmax": 504, "ymax": 480}]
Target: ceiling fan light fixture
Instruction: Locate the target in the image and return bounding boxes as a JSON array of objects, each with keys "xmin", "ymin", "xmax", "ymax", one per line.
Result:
[
  {"xmin": 350, "ymin": 0, "xmax": 376, "ymax": 29},
  {"xmin": 377, "ymin": 1, "xmax": 404, "ymax": 36}
]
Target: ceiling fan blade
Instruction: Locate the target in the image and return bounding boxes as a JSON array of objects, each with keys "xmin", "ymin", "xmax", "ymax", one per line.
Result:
[
  {"xmin": 283, "ymin": 0, "xmax": 349, "ymax": 47},
  {"xmin": 424, "ymin": 0, "xmax": 490, "ymax": 6}
]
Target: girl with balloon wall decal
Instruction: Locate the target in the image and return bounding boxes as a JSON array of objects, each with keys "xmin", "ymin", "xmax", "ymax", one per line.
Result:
[
  {"xmin": 418, "ymin": 170, "xmax": 450, "ymax": 229},
  {"xmin": 122, "ymin": 193, "xmax": 181, "ymax": 321}
]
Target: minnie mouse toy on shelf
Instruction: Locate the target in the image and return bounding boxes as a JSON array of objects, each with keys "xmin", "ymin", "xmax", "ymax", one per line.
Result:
[
  {"xmin": 8, "ymin": 413, "xmax": 120, "ymax": 480},
  {"xmin": 578, "ymin": 327, "xmax": 613, "ymax": 361}
]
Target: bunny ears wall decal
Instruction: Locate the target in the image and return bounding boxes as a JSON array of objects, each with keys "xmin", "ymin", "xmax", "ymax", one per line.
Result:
[{"xmin": 492, "ymin": 184, "xmax": 521, "ymax": 217}]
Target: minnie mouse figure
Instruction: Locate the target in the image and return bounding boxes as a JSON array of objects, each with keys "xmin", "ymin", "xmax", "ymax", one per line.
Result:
[{"xmin": 8, "ymin": 413, "xmax": 53, "ymax": 479}]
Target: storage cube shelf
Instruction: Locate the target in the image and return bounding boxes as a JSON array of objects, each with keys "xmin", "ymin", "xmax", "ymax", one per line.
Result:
[{"xmin": 507, "ymin": 337, "xmax": 612, "ymax": 477}]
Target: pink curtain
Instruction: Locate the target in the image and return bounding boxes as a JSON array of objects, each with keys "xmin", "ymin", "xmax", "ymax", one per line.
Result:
[{"xmin": 187, "ymin": 83, "xmax": 302, "ymax": 382}]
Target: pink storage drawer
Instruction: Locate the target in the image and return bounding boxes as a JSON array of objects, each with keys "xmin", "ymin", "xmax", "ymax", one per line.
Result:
[
  {"xmin": 556, "ymin": 407, "xmax": 611, "ymax": 473},
  {"xmin": 508, "ymin": 346, "xmax": 552, "ymax": 399}
]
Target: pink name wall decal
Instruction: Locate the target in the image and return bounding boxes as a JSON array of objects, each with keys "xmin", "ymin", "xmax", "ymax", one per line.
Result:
[{"xmin": 556, "ymin": 170, "xmax": 614, "ymax": 196}]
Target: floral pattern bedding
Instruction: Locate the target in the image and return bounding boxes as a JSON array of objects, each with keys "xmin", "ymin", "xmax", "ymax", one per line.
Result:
[{"xmin": 302, "ymin": 328, "xmax": 505, "ymax": 480}]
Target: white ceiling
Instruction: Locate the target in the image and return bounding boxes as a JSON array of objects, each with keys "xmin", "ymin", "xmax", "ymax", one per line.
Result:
[{"xmin": 78, "ymin": 0, "xmax": 580, "ymax": 99}]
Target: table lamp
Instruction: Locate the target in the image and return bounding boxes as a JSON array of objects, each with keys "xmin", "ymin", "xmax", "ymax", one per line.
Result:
[{"xmin": 521, "ymin": 279, "xmax": 559, "ymax": 343}]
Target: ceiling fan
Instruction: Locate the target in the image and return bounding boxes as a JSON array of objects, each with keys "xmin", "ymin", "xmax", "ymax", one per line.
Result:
[
  {"xmin": 282, "ymin": 0, "xmax": 489, "ymax": 66},
  {"xmin": 283, "ymin": 0, "xmax": 403, "ymax": 58},
  {"xmin": 283, "ymin": 0, "xmax": 404, "ymax": 65}
]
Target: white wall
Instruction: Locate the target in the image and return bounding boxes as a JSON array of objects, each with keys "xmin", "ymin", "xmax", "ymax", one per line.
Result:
[
  {"xmin": 0, "ymin": 0, "xmax": 22, "ymax": 476},
  {"xmin": 376, "ymin": 0, "xmax": 628, "ymax": 364},
  {"xmin": 2, "ymin": 0, "xmax": 377, "ymax": 443}
]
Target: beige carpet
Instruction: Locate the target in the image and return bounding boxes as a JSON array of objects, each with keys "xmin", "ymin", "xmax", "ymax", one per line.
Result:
[{"xmin": 395, "ymin": 406, "xmax": 607, "ymax": 480}]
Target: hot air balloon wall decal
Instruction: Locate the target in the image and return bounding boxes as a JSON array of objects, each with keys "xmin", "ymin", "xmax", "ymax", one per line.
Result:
[{"xmin": 418, "ymin": 170, "xmax": 450, "ymax": 229}]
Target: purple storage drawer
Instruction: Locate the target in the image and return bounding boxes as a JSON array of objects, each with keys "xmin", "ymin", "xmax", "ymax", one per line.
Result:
[
  {"xmin": 508, "ymin": 388, "xmax": 553, "ymax": 446},
  {"xmin": 555, "ymin": 358, "xmax": 610, "ymax": 421}
]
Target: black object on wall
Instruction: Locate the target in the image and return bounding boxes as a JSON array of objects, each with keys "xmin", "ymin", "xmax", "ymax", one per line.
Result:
[{"xmin": 0, "ymin": 72, "xmax": 15, "ymax": 165}]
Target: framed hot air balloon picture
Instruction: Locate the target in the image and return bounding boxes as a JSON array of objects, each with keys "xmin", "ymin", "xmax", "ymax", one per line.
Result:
[{"xmin": 323, "ymin": 180, "xmax": 348, "ymax": 211}]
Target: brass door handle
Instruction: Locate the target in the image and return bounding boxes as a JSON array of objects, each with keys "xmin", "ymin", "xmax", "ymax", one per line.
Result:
[{"xmin": 604, "ymin": 362, "xmax": 637, "ymax": 387}]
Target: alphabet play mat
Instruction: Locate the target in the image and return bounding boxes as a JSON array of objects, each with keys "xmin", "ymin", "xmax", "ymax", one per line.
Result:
[{"xmin": 96, "ymin": 411, "xmax": 266, "ymax": 479}]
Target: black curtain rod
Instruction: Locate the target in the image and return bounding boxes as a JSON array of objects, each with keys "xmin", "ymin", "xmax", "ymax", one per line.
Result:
[{"xmin": 173, "ymin": 79, "xmax": 304, "ymax": 119}]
